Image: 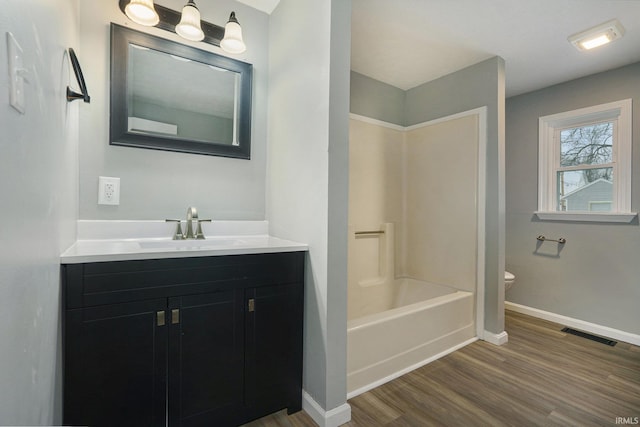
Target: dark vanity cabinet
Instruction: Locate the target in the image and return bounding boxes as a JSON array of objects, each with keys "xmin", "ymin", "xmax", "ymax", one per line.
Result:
[{"xmin": 62, "ymin": 252, "xmax": 304, "ymax": 427}]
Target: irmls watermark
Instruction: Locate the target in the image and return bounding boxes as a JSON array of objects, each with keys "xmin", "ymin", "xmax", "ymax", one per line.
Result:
[{"xmin": 616, "ymin": 416, "xmax": 639, "ymax": 425}]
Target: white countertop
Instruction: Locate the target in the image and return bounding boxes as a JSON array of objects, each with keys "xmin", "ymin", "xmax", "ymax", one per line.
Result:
[{"xmin": 60, "ymin": 220, "xmax": 308, "ymax": 264}]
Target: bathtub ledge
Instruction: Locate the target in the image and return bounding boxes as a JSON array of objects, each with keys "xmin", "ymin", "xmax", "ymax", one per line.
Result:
[{"xmin": 348, "ymin": 290, "xmax": 472, "ymax": 330}]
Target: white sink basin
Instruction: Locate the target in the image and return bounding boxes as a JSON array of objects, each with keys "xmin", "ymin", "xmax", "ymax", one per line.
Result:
[{"xmin": 138, "ymin": 238, "xmax": 248, "ymax": 249}]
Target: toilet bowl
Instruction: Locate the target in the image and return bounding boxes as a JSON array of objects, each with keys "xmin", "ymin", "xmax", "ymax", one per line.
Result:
[{"xmin": 505, "ymin": 271, "xmax": 515, "ymax": 292}]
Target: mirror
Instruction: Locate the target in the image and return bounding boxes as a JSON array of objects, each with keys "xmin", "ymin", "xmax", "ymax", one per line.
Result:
[{"xmin": 110, "ymin": 23, "xmax": 252, "ymax": 159}]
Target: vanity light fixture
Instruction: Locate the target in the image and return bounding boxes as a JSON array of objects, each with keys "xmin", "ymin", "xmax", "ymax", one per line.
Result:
[
  {"xmin": 568, "ymin": 19, "xmax": 625, "ymax": 51},
  {"xmin": 221, "ymin": 12, "xmax": 246, "ymax": 54},
  {"xmin": 175, "ymin": 1, "xmax": 205, "ymax": 42},
  {"xmin": 124, "ymin": 0, "xmax": 160, "ymax": 26},
  {"xmin": 119, "ymin": 0, "xmax": 246, "ymax": 54}
]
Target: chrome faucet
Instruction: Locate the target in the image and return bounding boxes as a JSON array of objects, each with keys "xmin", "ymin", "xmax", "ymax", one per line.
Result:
[
  {"xmin": 166, "ymin": 207, "xmax": 212, "ymax": 240},
  {"xmin": 185, "ymin": 206, "xmax": 198, "ymax": 239}
]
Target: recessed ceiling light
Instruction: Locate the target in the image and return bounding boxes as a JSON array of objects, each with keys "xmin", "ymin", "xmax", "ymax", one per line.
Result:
[{"xmin": 568, "ymin": 19, "xmax": 625, "ymax": 52}]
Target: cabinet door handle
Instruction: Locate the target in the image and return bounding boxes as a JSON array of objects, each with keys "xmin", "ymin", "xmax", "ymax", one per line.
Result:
[
  {"xmin": 157, "ymin": 311, "xmax": 165, "ymax": 326},
  {"xmin": 171, "ymin": 309, "xmax": 180, "ymax": 324},
  {"xmin": 248, "ymin": 298, "xmax": 255, "ymax": 312}
]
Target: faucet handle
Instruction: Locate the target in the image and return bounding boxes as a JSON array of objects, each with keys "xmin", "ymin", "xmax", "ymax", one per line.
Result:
[
  {"xmin": 166, "ymin": 219, "xmax": 185, "ymax": 240},
  {"xmin": 195, "ymin": 219, "xmax": 212, "ymax": 240}
]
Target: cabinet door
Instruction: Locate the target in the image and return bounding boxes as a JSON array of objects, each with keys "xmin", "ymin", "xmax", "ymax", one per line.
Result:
[
  {"xmin": 245, "ymin": 282, "xmax": 304, "ymax": 416},
  {"xmin": 168, "ymin": 289, "xmax": 245, "ymax": 427},
  {"xmin": 64, "ymin": 299, "xmax": 167, "ymax": 427}
]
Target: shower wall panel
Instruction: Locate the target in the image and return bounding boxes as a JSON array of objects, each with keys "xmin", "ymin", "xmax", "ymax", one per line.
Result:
[
  {"xmin": 405, "ymin": 115, "xmax": 479, "ymax": 292},
  {"xmin": 348, "ymin": 119, "xmax": 404, "ymax": 318}
]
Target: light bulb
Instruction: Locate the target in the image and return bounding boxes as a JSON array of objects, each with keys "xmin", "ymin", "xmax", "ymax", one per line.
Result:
[
  {"xmin": 221, "ymin": 12, "xmax": 246, "ymax": 54},
  {"xmin": 176, "ymin": 1, "xmax": 205, "ymax": 42},
  {"xmin": 580, "ymin": 34, "xmax": 612, "ymax": 50},
  {"xmin": 124, "ymin": 0, "xmax": 159, "ymax": 26}
]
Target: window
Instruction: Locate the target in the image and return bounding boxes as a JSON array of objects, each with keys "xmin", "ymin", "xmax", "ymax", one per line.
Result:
[{"xmin": 536, "ymin": 99, "xmax": 635, "ymax": 222}]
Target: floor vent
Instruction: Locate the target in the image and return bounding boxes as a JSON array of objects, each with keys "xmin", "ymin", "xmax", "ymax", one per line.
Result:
[{"xmin": 561, "ymin": 327, "xmax": 617, "ymax": 346}]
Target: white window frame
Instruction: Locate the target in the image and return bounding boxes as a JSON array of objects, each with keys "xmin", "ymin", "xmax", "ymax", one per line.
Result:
[{"xmin": 536, "ymin": 99, "xmax": 636, "ymax": 223}]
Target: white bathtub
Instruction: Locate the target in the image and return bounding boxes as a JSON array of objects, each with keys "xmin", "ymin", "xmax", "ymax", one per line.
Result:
[{"xmin": 347, "ymin": 278, "xmax": 476, "ymax": 397}]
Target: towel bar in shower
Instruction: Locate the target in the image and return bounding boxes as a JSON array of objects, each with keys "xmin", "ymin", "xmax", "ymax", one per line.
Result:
[
  {"xmin": 537, "ymin": 235, "xmax": 566, "ymax": 244},
  {"xmin": 355, "ymin": 230, "xmax": 385, "ymax": 236}
]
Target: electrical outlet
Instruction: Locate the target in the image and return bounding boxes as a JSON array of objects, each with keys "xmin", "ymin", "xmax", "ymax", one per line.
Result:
[{"xmin": 98, "ymin": 176, "xmax": 120, "ymax": 205}]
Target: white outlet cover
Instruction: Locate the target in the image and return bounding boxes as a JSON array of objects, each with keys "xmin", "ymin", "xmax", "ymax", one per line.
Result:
[
  {"xmin": 6, "ymin": 32, "xmax": 26, "ymax": 114},
  {"xmin": 98, "ymin": 176, "xmax": 120, "ymax": 205}
]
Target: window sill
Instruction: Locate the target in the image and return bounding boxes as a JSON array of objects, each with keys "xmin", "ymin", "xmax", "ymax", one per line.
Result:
[{"xmin": 534, "ymin": 211, "xmax": 638, "ymax": 223}]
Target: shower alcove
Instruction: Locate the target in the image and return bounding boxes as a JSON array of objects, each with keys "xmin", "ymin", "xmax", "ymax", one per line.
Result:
[{"xmin": 347, "ymin": 107, "xmax": 487, "ymax": 396}]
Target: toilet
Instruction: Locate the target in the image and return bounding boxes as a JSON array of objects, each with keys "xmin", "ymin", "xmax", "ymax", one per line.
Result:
[{"xmin": 505, "ymin": 271, "xmax": 515, "ymax": 292}]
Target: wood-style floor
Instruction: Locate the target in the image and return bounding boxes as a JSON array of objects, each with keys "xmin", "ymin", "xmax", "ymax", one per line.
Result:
[{"xmin": 244, "ymin": 310, "xmax": 640, "ymax": 427}]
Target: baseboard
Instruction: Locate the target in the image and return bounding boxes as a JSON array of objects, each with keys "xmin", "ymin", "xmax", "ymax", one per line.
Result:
[
  {"xmin": 482, "ymin": 330, "xmax": 509, "ymax": 345},
  {"xmin": 505, "ymin": 301, "xmax": 640, "ymax": 346},
  {"xmin": 302, "ymin": 391, "xmax": 352, "ymax": 427}
]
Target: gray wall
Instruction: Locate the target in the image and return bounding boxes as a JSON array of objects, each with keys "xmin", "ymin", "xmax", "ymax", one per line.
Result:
[
  {"xmin": 79, "ymin": 0, "xmax": 269, "ymax": 221},
  {"xmin": 351, "ymin": 58, "xmax": 507, "ymax": 335},
  {"xmin": 327, "ymin": 0, "xmax": 352, "ymax": 411},
  {"xmin": 267, "ymin": 0, "xmax": 351, "ymax": 415},
  {"xmin": 0, "ymin": 0, "xmax": 79, "ymax": 424},
  {"xmin": 506, "ymin": 62, "xmax": 640, "ymax": 335},
  {"xmin": 350, "ymin": 71, "xmax": 405, "ymax": 126}
]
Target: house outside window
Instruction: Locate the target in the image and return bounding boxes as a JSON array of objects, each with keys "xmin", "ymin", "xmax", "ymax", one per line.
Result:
[{"xmin": 536, "ymin": 99, "xmax": 636, "ymax": 222}]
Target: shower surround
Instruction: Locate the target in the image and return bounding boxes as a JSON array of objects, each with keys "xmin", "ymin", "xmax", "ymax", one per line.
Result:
[{"xmin": 347, "ymin": 110, "xmax": 485, "ymax": 395}]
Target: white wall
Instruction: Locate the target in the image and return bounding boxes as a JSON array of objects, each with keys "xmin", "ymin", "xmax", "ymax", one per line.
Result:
[
  {"xmin": 0, "ymin": 0, "xmax": 79, "ymax": 423},
  {"xmin": 506, "ymin": 62, "xmax": 640, "ymax": 336},
  {"xmin": 267, "ymin": 0, "xmax": 352, "ymax": 423},
  {"xmin": 78, "ymin": 0, "xmax": 269, "ymax": 221}
]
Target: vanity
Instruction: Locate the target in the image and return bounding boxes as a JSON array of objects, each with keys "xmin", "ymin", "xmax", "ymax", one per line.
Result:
[
  {"xmin": 60, "ymin": 222, "xmax": 307, "ymax": 427},
  {"xmin": 61, "ymin": 10, "xmax": 300, "ymax": 424}
]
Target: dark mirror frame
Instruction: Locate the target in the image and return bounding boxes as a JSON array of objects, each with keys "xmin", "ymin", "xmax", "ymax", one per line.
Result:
[{"xmin": 110, "ymin": 23, "xmax": 252, "ymax": 159}]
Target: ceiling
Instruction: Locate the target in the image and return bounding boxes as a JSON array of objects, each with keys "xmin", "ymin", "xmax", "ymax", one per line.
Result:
[
  {"xmin": 351, "ymin": 0, "xmax": 640, "ymax": 97},
  {"xmin": 235, "ymin": 0, "xmax": 639, "ymax": 97},
  {"xmin": 235, "ymin": 0, "xmax": 280, "ymax": 14}
]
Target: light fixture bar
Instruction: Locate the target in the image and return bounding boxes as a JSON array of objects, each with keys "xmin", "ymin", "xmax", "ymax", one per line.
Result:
[
  {"xmin": 568, "ymin": 19, "xmax": 625, "ymax": 52},
  {"xmin": 118, "ymin": 0, "xmax": 225, "ymax": 46}
]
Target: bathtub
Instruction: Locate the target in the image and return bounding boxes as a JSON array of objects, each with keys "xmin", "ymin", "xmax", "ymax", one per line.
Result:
[{"xmin": 347, "ymin": 278, "xmax": 476, "ymax": 397}]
